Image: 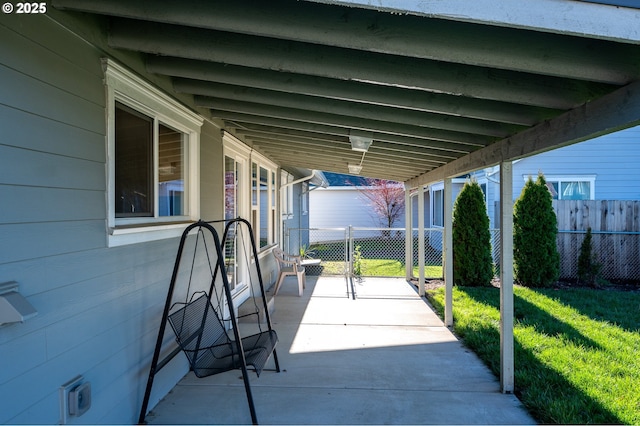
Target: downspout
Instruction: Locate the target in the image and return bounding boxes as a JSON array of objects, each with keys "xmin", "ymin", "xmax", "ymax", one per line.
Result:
[
  {"xmin": 280, "ymin": 170, "xmax": 328, "ymax": 189},
  {"xmin": 279, "ymin": 170, "xmax": 328, "ymax": 253}
]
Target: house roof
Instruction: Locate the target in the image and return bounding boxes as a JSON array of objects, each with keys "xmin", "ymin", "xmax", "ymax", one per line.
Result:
[
  {"xmin": 52, "ymin": 0, "xmax": 640, "ymax": 188},
  {"xmin": 322, "ymin": 172, "xmax": 369, "ymax": 187}
]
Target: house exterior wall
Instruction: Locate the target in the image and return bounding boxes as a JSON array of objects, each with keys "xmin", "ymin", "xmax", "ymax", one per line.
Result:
[
  {"xmin": 510, "ymin": 126, "xmax": 640, "ymax": 200},
  {"xmin": 310, "ymin": 187, "xmax": 408, "ymax": 229},
  {"xmin": 0, "ymin": 11, "xmax": 292, "ymax": 424},
  {"xmin": 483, "ymin": 126, "xmax": 640, "ymax": 227},
  {"xmin": 282, "ymin": 180, "xmax": 312, "ymax": 256}
]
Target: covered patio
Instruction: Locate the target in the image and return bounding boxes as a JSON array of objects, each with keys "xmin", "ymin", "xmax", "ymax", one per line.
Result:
[
  {"xmin": 144, "ymin": 277, "xmax": 534, "ymax": 425},
  {"xmin": 50, "ymin": 0, "xmax": 640, "ymax": 397},
  {"xmin": 3, "ymin": 2, "xmax": 637, "ymax": 423}
]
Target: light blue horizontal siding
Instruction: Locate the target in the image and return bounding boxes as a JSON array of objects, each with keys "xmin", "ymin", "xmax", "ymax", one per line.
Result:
[
  {"xmin": 0, "ymin": 64, "xmax": 104, "ymax": 134},
  {"xmin": 0, "ymin": 12, "xmax": 209, "ymax": 425},
  {"xmin": 0, "ymin": 145, "xmax": 105, "ymax": 190},
  {"xmin": 0, "ymin": 15, "xmax": 104, "ymax": 105},
  {"xmin": 0, "ymin": 221, "xmax": 107, "ymax": 264},
  {"xmin": 0, "ymin": 104, "xmax": 105, "ymax": 162},
  {"xmin": 0, "ymin": 186, "xmax": 105, "ymax": 224},
  {"xmin": 513, "ymin": 126, "xmax": 640, "ymax": 200}
]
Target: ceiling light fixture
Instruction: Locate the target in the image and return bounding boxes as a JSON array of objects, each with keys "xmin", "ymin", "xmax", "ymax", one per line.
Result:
[
  {"xmin": 348, "ymin": 163, "xmax": 363, "ymax": 174},
  {"xmin": 349, "ymin": 130, "xmax": 373, "ymax": 152}
]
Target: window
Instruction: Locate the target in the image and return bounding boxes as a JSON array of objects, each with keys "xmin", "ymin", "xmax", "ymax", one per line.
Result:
[
  {"xmin": 223, "ymin": 134, "xmax": 252, "ymax": 294},
  {"xmin": 281, "ymin": 170, "xmax": 294, "ymax": 218},
  {"xmin": 530, "ymin": 175, "xmax": 596, "ymax": 200},
  {"xmin": 251, "ymin": 160, "xmax": 278, "ymax": 250},
  {"xmin": 104, "ymin": 59, "xmax": 202, "ymax": 246},
  {"xmin": 224, "ymin": 155, "xmax": 242, "ymax": 290},
  {"xmin": 115, "ymin": 104, "xmax": 186, "ymax": 218},
  {"xmin": 259, "ymin": 165, "xmax": 269, "ymax": 248},
  {"xmin": 432, "ymin": 188, "xmax": 444, "ymax": 227}
]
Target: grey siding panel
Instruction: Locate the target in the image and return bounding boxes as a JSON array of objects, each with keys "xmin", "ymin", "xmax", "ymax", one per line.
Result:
[
  {"xmin": 0, "ymin": 221, "xmax": 106, "ymax": 263},
  {"xmin": 0, "ymin": 330, "xmax": 47, "ymax": 385},
  {"xmin": 0, "ymin": 21, "xmax": 104, "ymax": 106},
  {"xmin": 0, "ymin": 64, "xmax": 104, "ymax": 134},
  {"xmin": 0, "ymin": 186, "xmax": 105, "ymax": 223},
  {"xmin": 200, "ymin": 120, "xmax": 224, "ymax": 221},
  {"xmin": 0, "ymin": 104, "xmax": 105, "ymax": 161},
  {"xmin": 0, "ymin": 11, "xmax": 208, "ymax": 425},
  {"xmin": 0, "ymin": 12, "xmax": 106, "ymax": 80},
  {"xmin": 0, "ymin": 239, "xmax": 186, "ymax": 424},
  {"xmin": 0, "ymin": 145, "xmax": 105, "ymax": 190}
]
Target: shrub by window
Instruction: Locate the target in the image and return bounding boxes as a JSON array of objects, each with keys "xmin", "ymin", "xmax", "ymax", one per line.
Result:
[
  {"xmin": 452, "ymin": 180, "xmax": 493, "ymax": 286},
  {"xmin": 513, "ymin": 174, "xmax": 560, "ymax": 287}
]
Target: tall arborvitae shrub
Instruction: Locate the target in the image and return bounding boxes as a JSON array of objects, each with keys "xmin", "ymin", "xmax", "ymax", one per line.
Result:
[
  {"xmin": 577, "ymin": 227, "xmax": 601, "ymax": 286},
  {"xmin": 452, "ymin": 180, "xmax": 493, "ymax": 286},
  {"xmin": 513, "ymin": 174, "xmax": 560, "ymax": 287}
]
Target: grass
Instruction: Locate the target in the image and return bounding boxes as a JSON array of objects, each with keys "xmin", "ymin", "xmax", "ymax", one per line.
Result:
[
  {"xmin": 426, "ymin": 285, "xmax": 640, "ymax": 424},
  {"xmin": 318, "ymin": 259, "xmax": 442, "ymax": 278}
]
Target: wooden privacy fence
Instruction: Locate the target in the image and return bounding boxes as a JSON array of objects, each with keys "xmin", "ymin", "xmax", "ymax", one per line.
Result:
[{"xmin": 554, "ymin": 200, "xmax": 640, "ymax": 281}]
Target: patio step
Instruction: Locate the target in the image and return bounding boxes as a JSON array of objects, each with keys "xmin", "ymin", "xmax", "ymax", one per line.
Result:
[{"xmin": 238, "ymin": 293, "xmax": 275, "ymax": 324}]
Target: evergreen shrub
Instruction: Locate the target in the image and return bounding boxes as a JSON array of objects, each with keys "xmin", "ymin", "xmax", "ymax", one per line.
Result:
[
  {"xmin": 513, "ymin": 174, "xmax": 560, "ymax": 287},
  {"xmin": 452, "ymin": 180, "xmax": 493, "ymax": 286},
  {"xmin": 577, "ymin": 227, "xmax": 601, "ymax": 286}
]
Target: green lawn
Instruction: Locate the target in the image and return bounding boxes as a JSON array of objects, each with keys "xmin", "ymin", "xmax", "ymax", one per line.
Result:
[
  {"xmin": 319, "ymin": 259, "xmax": 442, "ymax": 278},
  {"xmin": 426, "ymin": 285, "xmax": 640, "ymax": 424}
]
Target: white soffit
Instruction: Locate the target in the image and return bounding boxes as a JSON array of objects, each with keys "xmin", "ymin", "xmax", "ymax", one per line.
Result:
[{"xmin": 306, "ymin": 0, "xmax": 640, "ymax": 44}]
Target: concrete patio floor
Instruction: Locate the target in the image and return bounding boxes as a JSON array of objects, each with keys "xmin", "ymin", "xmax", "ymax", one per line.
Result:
[{"xmin": 145, "ymin": 276, "xmax": 535, "ymax": 425}]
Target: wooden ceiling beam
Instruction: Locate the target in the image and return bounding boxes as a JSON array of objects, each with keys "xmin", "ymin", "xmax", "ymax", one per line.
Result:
[
  {"xmin": 109, "ymin": 19, "xmax": 614, "ymax": 109},
  {"xmin": 150, "ymin": 57, "xmax": 558, "ymax": 126}
]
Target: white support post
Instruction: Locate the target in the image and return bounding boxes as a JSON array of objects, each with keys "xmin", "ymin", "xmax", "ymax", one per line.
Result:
[
  {"xmin": 500, "ymin": 161, "xmax": 515, "ymax": 393},
  {"xmin": 418, "ymin": 186, "xmax": 425, "ymax": 296},
  {"xmin": 444, "ymin": 178, "xmax": 453, "ymax": 327},
  {"xmin": 405, "ymin": 187, "xmax": 413, "ymax": 280}
]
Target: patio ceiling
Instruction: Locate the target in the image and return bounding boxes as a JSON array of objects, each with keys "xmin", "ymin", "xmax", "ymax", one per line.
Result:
[{"xmin": 53, "ymin": 0, "xmax": 640, "ymax": 186}]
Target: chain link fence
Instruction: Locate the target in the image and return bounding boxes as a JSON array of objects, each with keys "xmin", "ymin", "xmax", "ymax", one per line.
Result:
[
  {"xmin": 557, "ymin": 230, "xmax": 640, "ymax": 281},
  {"xmin": 284, "ymin": 227, "xmax": 640, "ymax": 282},
  {"xmin": 284, "ymin": 227, "xmax": 349, "ymax": 275}
]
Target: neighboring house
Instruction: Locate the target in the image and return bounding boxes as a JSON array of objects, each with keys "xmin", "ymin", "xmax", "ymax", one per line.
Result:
[
  {"xmin": 311, "ymin": 127, "xmax": 640, "ymax": 254},
  {"xmin": 427, "ymin": 125, "xmax": 640, "ymax": 230},
  {"xmin": 309, "ymin": 173, "xmax": 396, "ymax": 229},
  {"xmin": 0, "ymin": 15, "xmax": 315, "ymax": 425}
]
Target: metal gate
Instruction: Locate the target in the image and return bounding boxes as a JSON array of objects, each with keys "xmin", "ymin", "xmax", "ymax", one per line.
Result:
[{"xmin": 284, "ymin": 226, "xmax": 458, "ymax": 279}]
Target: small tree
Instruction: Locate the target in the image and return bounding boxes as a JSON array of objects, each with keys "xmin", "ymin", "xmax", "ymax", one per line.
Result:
[
  {"xmin": 577, "ymin": 227, "xmax": 601, "ymax": 286},
  {"xmin": 356, "ymin": 178, "xmax": 405, "ymax": 229},
  {"xmin": 352, "ymin": 244, "xmax": 363, "ymax": 281},
  {"xmin": 513, "ymin": 174, "xmax": 560, "ymax": 287},
  {"xmin": 452, "ymin": 179, "xmax": 493, "ymax": 286}
]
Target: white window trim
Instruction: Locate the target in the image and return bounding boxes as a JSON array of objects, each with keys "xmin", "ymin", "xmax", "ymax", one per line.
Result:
[
  {"xmin": 223, "ymin": 131, "xmax": 251, "ymax": 222},
  {"xmin": 430, "ymin": 183, "xmax": 444, "ymax": 228},
  {"xmin": 281, "ymin": 170, "xmax": 294, "ymax": 219},
  {"xmin": 523, "ymin": 174, "xmax": 596, "ymax": 200},
  {"xmin": 103, "ymin": 59, "xmax": 203, "ymax": 247},
  {"xmin": 251, "ymin": 154, "xmax": 278, "ymax": 251}
]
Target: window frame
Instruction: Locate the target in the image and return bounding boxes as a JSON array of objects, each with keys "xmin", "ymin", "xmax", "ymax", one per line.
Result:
[
  {"xmin": 280, "ymin": 170, "xmax": 294, "ymax": 219},
  {"xmin": 104, "ymin": 59, "xmax": 203, "ymax": 247},
  {"xmin": 525, "ymin": 175, "xmax": 596, "ymax": 200},
  {"xmin": 431, "ymin": 184, "xmax": 444, "ymax": 228},
  {"xmin": 250, "ymin": 157, "xmax": 279, "ymax": 251}
]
